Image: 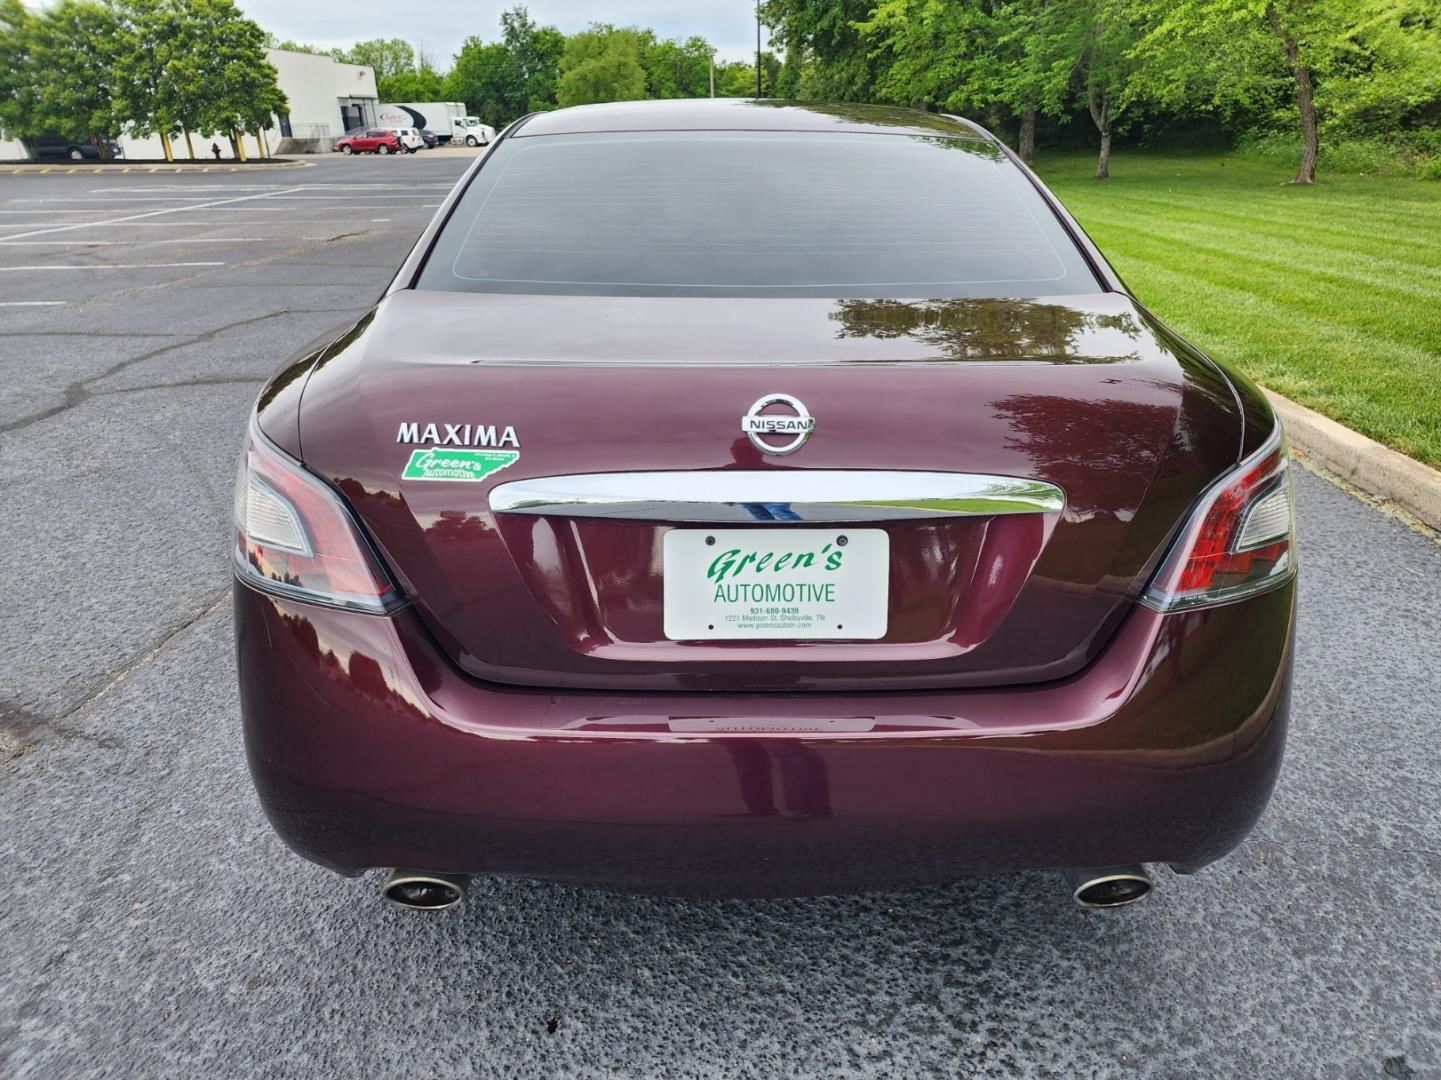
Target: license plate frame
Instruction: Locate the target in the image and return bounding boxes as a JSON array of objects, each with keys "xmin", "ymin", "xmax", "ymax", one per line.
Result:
[{"xmin": 662, "ymin": 528, "xmax": 889, "ymax": 641}]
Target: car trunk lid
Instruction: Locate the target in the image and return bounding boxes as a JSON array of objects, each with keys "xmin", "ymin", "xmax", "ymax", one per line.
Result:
[{"xmin": 294, "ymin": 289, "xmax": 1239, "ymax": 690}]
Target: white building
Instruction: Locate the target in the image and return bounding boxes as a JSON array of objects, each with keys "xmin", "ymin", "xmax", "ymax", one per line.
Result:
[
  {"xmin": 263, "ymin": 48, "xmax": 379, "ymax": 149},
  {"xmin": 0, "ymin": 48, "xmax": 377, "ymax": 160}
]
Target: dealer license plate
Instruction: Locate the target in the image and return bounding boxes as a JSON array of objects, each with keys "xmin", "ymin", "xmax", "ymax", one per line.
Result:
[{"xmin": 663, "ymin": 528, "xmax": 889, "ymax": 640}]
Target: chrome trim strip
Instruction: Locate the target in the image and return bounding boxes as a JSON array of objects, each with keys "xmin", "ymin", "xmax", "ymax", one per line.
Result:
[{"xmin": 489, "ymin": 471, "xmax": 1064, "ymax": 522}]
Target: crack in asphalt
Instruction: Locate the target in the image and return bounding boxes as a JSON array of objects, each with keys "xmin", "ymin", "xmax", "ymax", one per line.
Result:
[
  {"xmin": 0, "ymin": 586, "xmax": 233, "ymax": 1073},
  {"xmin": 0, "ymin": 310, "xmax": 294, "ymax": 435},
  {"xmin": 0, "ymin": 586, "xmax": 232, "ymax": 760},
  {"xmin": 103, "ymin": 374, "xmax": 286, "ymax": 394}
]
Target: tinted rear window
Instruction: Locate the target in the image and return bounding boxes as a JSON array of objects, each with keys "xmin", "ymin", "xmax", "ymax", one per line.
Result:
[{"xmin": 418, "ymin": 131, "xmax": 1099, "ymax": 299}]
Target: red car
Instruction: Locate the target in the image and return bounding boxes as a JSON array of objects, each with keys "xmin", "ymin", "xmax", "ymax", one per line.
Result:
[
  {"xmin": 336, "ymin": 128, "xmax": 404, "ymax": 155},
  {"xmin": 235, "ymin": 100, "xmax": 1295, "ymax": 912}
]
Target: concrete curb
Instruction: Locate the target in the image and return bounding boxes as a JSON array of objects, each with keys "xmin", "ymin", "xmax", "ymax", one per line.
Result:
[
  {"xmin": 1265, "ymin": 388, "xmax": 1441, "ymax": 531},
  {"xmin": 0, "ymin": 160, "xmax": 308, "ymax": 174}
]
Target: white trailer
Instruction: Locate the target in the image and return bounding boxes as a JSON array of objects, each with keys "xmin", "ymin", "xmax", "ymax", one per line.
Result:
[{"xmin": 376, "ymin": 102, "xmax": 472, "ymax": 144}]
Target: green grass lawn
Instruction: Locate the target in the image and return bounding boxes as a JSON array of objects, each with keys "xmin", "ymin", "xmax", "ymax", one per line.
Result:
[{"xmin": 1035, "ymin": 151, "xmax": 1441, "ymax": 468}]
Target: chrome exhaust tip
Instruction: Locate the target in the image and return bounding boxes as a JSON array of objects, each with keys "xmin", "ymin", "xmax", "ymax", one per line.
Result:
[
  {"xmin": 382, "ymin": 869, "xmax": 469, "ymax": 911},
  {"xmin": 1063, "ymin": 865, "xmax": 1153, "ymax": 909}
]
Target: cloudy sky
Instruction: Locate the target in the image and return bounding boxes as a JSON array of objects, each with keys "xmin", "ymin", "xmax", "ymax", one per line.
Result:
[{"xmin": 236, "ymin": 1, "xmax": 767, "ymax": 66}]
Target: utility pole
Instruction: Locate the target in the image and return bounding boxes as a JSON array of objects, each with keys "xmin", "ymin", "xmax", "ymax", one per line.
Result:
[
  {"xmin": 709, "ymin": 52, "xmax": 715, "ymax": 97},
  {"xmin": 755, "ymin": 4, "xmax": 762, "ymax": 98}
]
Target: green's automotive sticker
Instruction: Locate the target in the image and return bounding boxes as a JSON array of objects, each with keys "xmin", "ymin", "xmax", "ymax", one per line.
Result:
[{"xmin": 401, "ymin": 448, "xmax": 519, "ymax": 482}]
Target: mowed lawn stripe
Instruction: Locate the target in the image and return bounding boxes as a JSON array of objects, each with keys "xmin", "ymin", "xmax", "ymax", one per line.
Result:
[
  {"xmin": 1075, "ymin": 215, "xmax": 1441, "ymax": 345},
  {"xmin": 1039, "ymin": 152, "xmax": 1441, "ymax": 468},
  {"xmin": 1071, "ymin": 192, "xmax": 1441, "ymax": 267},
  {"xmin": 1120, "ymin": 259, "xmax": 1441, "ymax": 463},
  {"xmin": 1081, "ymin": 208, "xmax": 1441, "ymax": 301}
]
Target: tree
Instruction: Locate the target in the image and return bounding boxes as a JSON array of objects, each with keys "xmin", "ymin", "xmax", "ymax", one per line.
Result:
[
  {"xmin": 7, "ymin": 0, "xmax": 124, "ymax": 158},
  {"xmin": 713, "ymin": 52, "xmax": 782, "ymax": 97},
  {"xmin": 1133, "ymin": 0, "xmax": 1441, "ymax": 183},
  {"xmin": 772, "ymin": 45, "xmax": 805, "ymax": 98},
  {"xmin": 266, "ymin": 36, "xmax": 328, "ymax": 55},
  {"xmin": 1320, "ymin": 0, "xmax": 1441, "ymax": 138},
  {"xmin": 636, "ymin": 32, "xmax": 714, "ymax": 99},
  {"xmin": 502, "ymin": 6, "xmax": 565, "ymax": 111},
  {"xmin": 0, "ymin": 0, "xmax": 44, "ymax": 157},
  {"xmin": 184, "ymin": 0, "xmax": 286, "ymax": 156},
  {"xmin": 859, "ymin": 0, "xmax": 1046, "ymax": 162},
  {"xmin": 110, "ymin": 0, "xmax": 283, "ymax": 161},
  {"xmin": 994, "ymin": 0, "xmax": 1143, "ymax": 178},
  {"xmin": 380, "ymin": 62, "xmax": 446, "ymax": 102},
  {"xmin": 557, "ymin": 26, "xmax": 647, "ymax": 108},
  {"xmin": 763, "ymin": 0, "xmax": 884, "ymax": 100},
  {"xmin": 112, "ymin": 0, "xmax": 197, "ymax": 161},
  {"xmin": 326, "ymin": 37, "xmax": 450, "ymax": 104},
  {"xmin": 446, "ymin": 38, "xmax": 515, "ymax": 126},
  {"xmin": 336, "ymin": 38, "xmax": 415, "ymax": 83},
  {"xmin": 445, "ymin": 6, "xmax": 564, "ymax": 125}
]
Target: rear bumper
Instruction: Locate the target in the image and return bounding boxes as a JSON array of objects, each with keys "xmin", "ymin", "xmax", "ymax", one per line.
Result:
[{"xmin": 235, "ymin": 580, "xmax": 1294, "ymax": 897}]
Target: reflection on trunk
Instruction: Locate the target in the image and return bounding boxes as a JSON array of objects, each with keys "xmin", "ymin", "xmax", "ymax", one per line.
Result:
[
  {"xmin": 828, "ymin": 298, "xmax": 1142, "ymax": 362},
  {"xmin": 991, "ymin": 389, "xmax": 1185, "ymax": 515}
]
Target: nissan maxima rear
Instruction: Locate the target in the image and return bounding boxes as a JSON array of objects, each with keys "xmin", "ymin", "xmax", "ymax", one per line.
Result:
[{"xmin": 234, "ymin": 100, "xmax": 1295, "ymax": 911}]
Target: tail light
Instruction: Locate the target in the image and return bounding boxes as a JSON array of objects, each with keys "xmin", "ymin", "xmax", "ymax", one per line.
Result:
[
  {"xmin": 1141, "ymin": 424, "xmax": 1295, "ymax": 612},
  {"xmin": 233, "ymin": 425, "xmax": 403, "ymax": 613}
]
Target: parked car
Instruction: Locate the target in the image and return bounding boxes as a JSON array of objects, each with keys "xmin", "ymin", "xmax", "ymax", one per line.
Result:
[
  {"xmin": 34, "ymin": 133, "xmax": 123, "ymax": 161},
  {"xmin": 416, "ymin": 128, "xmax": 439, "ymax": 149},
  {"xmin": 335, "ymin": 129, "xmax": 406, "ymax": 155},
  {"xmin": 386, "ymin": 128, "xmax": 427, "ymax": 153},
  {"xmin": 236, "ymin": 100, "xmax": 1295, "ymax": 913}
]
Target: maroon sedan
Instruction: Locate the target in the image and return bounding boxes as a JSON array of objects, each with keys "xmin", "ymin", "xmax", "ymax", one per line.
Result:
[{"xmin": 235, "ymin": 100, "xmax": 1295, "ymax": 911}]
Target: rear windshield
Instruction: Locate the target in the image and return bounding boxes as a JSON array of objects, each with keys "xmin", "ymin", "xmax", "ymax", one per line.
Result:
[{"xmin": 417, "ymin": 131, "xmax": 1099, "ymax": 299}]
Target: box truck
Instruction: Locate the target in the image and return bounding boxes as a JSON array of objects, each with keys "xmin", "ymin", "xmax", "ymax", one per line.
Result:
[{"xmin": 375, "ymin": 102, "xmax": 478, "ymax": 145}]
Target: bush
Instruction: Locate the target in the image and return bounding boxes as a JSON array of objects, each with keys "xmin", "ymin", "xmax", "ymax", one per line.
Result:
[{"xmin": 1232, "ymin": 130, "xmax": 1441, "ymax": 180}]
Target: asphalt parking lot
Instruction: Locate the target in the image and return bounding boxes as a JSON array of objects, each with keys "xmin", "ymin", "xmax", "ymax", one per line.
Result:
[{"xmin": 2, "ymin": 154, "xmax": 1439, "ymax": 1079}]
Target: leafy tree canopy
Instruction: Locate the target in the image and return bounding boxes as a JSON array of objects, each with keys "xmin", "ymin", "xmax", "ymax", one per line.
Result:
[
  {"xmin": 557, "ymin": 25, "xmax": 648, "ymax": 108},
  {"xmin": 334, "ymin": 38, "xmax": 415, "ymax": 82},
  {"xmin": 445, "ymin": 6, "xmax": 565, "ymax": 125}
]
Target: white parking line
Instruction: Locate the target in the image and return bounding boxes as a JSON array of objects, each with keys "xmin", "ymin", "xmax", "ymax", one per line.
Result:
[
  {"xmin": 0, "ymin": 220, "xmax": 377, "ymax": 227},
  {"xmin": 91, "ymin": 183, "xmax": 453, "ymax": 192},
  {"xmin": 0, "ymin": 186, "xmax": 307, "ymax": 242},
  {"xmin": 0, "ymin": 237, "xmax": 336, "ymax": 246},
  {"xmin": 0, "ymin": 262, "xmax": 225, "ymax": 270},
  {"xmin": 5, "ymin": 197, "xmax": 242, "ymax": 203},
  {"xmin": 243, "ymin": 195, "xmax": 444, "ymax": 200},
  {"xmin": 0, "ymin": 207, "xmax": 431, "ymax": 214},
  {"xmin": 0, "ymin": 300, "xmax": 67, "ymax": 306}
]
